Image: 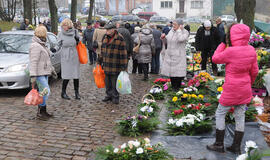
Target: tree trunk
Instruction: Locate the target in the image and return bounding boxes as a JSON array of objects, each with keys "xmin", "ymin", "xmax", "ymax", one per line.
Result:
[
  {"xmin": 48, "ymin": 0, "xmax": 58, "ymax": 34},
  {"xmin": 23, "ymin": 0, "xmax": 32, "ymax": 24},
  {"xmin": 88, "ymin": 0, "xmax": 95, "ymax": 22},
  {"xmin": 33, "ymin": 0, "xmax": 37, "ymax": 26},
  {"xmin": 235, "ymin": 0, "xmax": 256, "ymax": 31},
  {"xmin": 70, "ymin": 0, "xmax": 77, "ymax": 22}
]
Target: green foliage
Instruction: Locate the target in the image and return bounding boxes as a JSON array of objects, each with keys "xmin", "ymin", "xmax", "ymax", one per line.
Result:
[
  {"xmin": 150, "ymin": 93, "xmax": 165, "ymax": 100},
  {"xmin": 116, "ymin": 116, "xmax": 160, "ymax": 137},
  {"xmin": 0, "ymin": 21, "xmax": 20, "ymax": 32},
  {"xmin": 167, "ymin": 119, "xmax": 212, "ymax": 136},
  {"xmin": 95, "ymin": 139, "xmax": 174, "ymax": 160},
  {"xmin": 253, "ymin": 68, "xmax": 267, "ymax": 89}
]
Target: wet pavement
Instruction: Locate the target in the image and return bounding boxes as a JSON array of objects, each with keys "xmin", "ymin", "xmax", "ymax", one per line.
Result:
[{"xmin": 0, "ymin": 62, "xmax": 158, "ymax": 160}]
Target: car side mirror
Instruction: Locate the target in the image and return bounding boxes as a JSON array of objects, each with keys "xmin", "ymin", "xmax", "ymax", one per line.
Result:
[{"xmin": 50, "ymin": 47, "xmax": 56, "ymax": 53}]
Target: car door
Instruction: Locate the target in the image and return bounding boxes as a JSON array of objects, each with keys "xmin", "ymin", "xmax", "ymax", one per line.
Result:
[{"xmin": 47, "ymin": 33, "xmax": 61, "ymax": 73}]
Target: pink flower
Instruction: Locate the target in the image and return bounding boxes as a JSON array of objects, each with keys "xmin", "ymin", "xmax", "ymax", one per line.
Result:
[{"xmin": 163, "ymin": 84, "xmax": 168, "ymax": 91}]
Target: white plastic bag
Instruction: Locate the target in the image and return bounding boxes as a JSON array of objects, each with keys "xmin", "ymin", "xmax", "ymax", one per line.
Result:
[{"xmin": 116, "ymin": 71, "xmax": 132, "ymax": 94}]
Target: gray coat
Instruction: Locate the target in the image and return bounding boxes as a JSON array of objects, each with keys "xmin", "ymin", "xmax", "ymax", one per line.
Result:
[
  {"xmin": 58, "ymin": 28, "xmax": 80, "ymax": 79},
  {"xmin": 29, "ymin": 36, "xmax": 54, "ymax": 76},
  {"xmin": 134, "ymin": 28, "xmax": 155, "ymax": 64},
  {"xmin": 161, "ymin": 29, "xmax": 189, "ymax": 77},
  {"xmin": 131, "ymin": 32, "xmax": 139, "ymax": 60}
]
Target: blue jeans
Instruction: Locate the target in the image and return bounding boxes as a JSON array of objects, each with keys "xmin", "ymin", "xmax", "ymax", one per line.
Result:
[
  {"xmin": 151, "ymin": 48, "xmax": 161, "ymax": 74},
  {"xmin": 88, "ymin": 49, "xmax": 97, "ymax": 63},
  {"xmin": 36, "ymin": 76, "xmax": 50, "ymax": 107}
]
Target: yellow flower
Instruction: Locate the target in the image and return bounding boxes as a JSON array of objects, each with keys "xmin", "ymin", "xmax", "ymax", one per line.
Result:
[
  {"xmin": 172, "ymin": 96, "xmax": 178, "ymax": 102},
  {"xmin": 261, "ymin": 33, "xmax": 265, "ymax": 37},
  {"xmin": 262, "ymin": 51, "xmax": 268, "ymax": 56},
  {"xmin": 257, "ymin": 56, "xmax": 261, "ymax": 61},
  {"xmin": 191, "ymin": 94, "xmax": 197, "ymax": 98},
  {"xmin": 217, "ymin": 87, "xmax": 223, "ymax": 92},
  {"xmin": 209, "ymin": 76, "xmax": 214, "ymax": 81},
  {"xmin": 198, "ymin": 95, "xmax": 204, "ymax": 99},
  {"xmin": 182, "ymin": 94, "xmax": 188, "ymax": 98}
]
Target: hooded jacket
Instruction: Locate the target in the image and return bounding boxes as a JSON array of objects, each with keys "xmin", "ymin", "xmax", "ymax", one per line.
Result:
[
  {"xmin": 212, "ymin": 24, "xmax": 259, "ymax": 106},
  {"xmin": 134, "ymin": 28, "xmax": 155, "ymax": 64}
]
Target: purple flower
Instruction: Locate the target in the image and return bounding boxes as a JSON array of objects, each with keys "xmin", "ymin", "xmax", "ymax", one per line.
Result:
[{"xmin": 138, "ymin": 115, "xmax": 143, "ymax": 120}]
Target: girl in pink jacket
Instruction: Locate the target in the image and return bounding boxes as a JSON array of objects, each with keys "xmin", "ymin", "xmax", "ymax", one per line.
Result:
[{"xmin": 207, "ymin": 23, "xmax": 259, "ymax": 154}]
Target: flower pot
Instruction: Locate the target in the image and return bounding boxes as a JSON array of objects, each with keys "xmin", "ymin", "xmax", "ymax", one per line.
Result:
[{"xmin": 252, "ymin": 88, "xmax": 267, "ymax": 97}]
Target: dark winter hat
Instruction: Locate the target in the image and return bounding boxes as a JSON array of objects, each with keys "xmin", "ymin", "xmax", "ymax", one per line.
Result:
[
  {"xmin": 85, "ymin": 20, "xmax": 93, "ymax": 25},
  {"xmin": 104, "ymin": 21, "xmax": 116, "ymax": 29}
]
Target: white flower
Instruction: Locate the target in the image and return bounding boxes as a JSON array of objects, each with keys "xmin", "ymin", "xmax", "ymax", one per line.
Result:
[
  {"xmin": 185, "ymin": 118, "xmax": 195, "ymax": 125},
  {"xmin": 168, "ymin": 118, "xmax": 175, "ymax": 125},
  {"xmin": 236, "ymin": 153, "xmax": 248, "ymax": 160},
  {"xmin": 197, "ymin": 113, "xmax": 204, "ymax": 120},
  {"xmin": 145, "ymin": 143, "xmax": 152, "ymax": 147},
  {"xmin": 176, "ymin": 91, "xmax": 183, "ymax": 95},
  {"xmin": 140, "ymin": 106, "xmax": 147, "ymax": 112},
  {"xmin": 144, "ymin": 138, "xmax": 151, "ymax": 144},
  {"xmin": 113, "ymin": 148, "xmax": 119, "ymax": 153},
  {"xmin": 121, "ymin": 143, "xmax": 126, "ymax": 149},
  {"xmin": 133, "ymin": 140, "xmax": 140, "ymax": 147},
  {"xmin": 245, "ymin": 141, "xmax": 258, "ymax": 152},
  {"xmin": 128, "ymin": 141, "xmax": 134, "ymax": 149},
  {"xmin": 188, "ymin": 88, "xmax": 192, "ymax": 92},
  {"xmin": 187, "ymin": 104, "xmax": 192, "ymax": 108},
  {"xmin": 157, "ymin": 142, "xmax": 163, "ymax": 146},
  {"xmin": 217, "ymin": 94, "xmax": 221, "ymax": 99},
  {"xmin": 147, "ymin": 107, "xmax": 153, "ymax": 113},
  {"xmin": 176, "ymin": 120, "xmax": 183, "ymax": 127},
  {"xmin": 136, "ymin": 147, "xmax": 144, "ymax": 154},
  {"xmin": 106, "ymin": 149, "xmax": 110, "ymax": 153},
  {"xmin": 132, "ymin": 120, "xmax": 137, "ymax": 128}
]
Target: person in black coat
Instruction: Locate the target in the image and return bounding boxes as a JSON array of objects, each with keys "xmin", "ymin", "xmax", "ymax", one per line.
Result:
[
  {"xmin": 125, "ymin": 22, "xmax": 134, "ymax": 35},
  {"xmin": 83, "ymin": 21, "xmax": 96, "ymax": 65},
  {"xmin": 150, "ymin": 24, "xmax": 162, "ymax": 74},
  {"xmin": 19, "ymin": 19, "xmax": 29, "ymax": 30},
  {"xmin": 195, "ymin": 20, "xmax": 220, "ymax": 75},
  {"xmin": 162, "ymin": 21, "xmax": 172, "ymax": 35},
  {"xmin": 216, "ymin": 17, "xmax": 225, "ymax": 43},
  {"xmin": 117, "ymin": 21, "xmax": 133, "ymax": 59}
]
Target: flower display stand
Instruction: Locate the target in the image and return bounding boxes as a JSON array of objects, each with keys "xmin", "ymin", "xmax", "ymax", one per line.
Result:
[{"xmin": 256, "ymin": 113, "xmax": 270, "ymax": 122}]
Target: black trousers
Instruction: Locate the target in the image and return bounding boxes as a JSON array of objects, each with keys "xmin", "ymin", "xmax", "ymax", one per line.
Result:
[
  {"xmin": 170, "ymin": 77, "xmax": 184, "ymax": 91},
  {"xmin": 105, "ymin": 73, "xmax": 119, "ymax": 100},
  {"xmin": 88, "ymin": 49, "xmax": 97, "ymax": 63},
  {"xmin": 140, "ymin": 63, "xmax": 149, "ymax": 79},
  {"xmin": 132, "ymin": 58, "xmax": 142, "ymax": 74},
  {"xmin": 201, "ymin": 50, "xmax": 217, "ymax": 72}
]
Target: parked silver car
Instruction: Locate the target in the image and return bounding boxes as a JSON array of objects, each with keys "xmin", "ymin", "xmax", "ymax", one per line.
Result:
[{"xmin": 0, "ymin": 30, "xmax": 61, "ymax": 89}]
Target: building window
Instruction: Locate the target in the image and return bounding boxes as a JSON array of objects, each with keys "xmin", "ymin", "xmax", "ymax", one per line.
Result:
[
  {"xmin": 179, "ymin": 0, "xmax": 185, "ymax": 13},
  {"xmin": 191, "ymin": 1, "xmax": 203, "ymax": 9},
  {"xmin": 161, "ymin": 1, "xmax": 173, "ymax": 8}
]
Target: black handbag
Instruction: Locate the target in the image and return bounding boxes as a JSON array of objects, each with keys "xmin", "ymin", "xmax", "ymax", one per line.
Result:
[{"xmin": 93, "ymin": 40, "xmax": 98, "ymax": 49}]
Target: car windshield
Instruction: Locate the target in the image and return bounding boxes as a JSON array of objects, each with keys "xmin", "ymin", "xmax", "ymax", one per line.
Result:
[{"xmin": 0, "ymin": 34, "xmax": 32, "ymax": 54}]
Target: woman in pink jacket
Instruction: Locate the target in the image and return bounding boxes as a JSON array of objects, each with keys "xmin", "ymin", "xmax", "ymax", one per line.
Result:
[{"xmin": 207, "ymin": 23, "xmax": 258, "ymax": 154}]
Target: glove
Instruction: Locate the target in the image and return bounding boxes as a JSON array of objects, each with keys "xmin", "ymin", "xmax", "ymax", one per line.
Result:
[
  {"xmin": 31, "ymin": 77, "xmax": 36, "ymax": 84},
  {"xmin": 52, "ymin": 70, "xmax": 58, "ymax": 79}
]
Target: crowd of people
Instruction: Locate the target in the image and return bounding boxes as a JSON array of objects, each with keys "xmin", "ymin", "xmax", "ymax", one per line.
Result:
[{"xmin": 26, "ymin": 16, "xmax": 259, "ymax": 155}]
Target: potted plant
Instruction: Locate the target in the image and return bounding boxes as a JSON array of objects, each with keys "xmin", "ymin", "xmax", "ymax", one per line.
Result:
[{"xmin": 252, "ymin": 68, "xmax": 267, "ymax": 96}]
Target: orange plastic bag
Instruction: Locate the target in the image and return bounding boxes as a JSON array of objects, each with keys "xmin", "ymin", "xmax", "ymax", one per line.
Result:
[
  {"xmin": 76, "ymin": 41, "xmax": 88, "ymax": 64},
  {"xmin": 24, "ymin": 89, "xmax": 43, "ymax": 106},
  {"xmin": 93, "ymin": 65, "xmax": 105, "ymax": 88}
]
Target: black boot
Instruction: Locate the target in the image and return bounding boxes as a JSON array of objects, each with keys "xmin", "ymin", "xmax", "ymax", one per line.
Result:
[
  {"xmin": 61, "ymin": 80, "xmax": 70, "ymax": 100},
  {"xmin": 37, "ymin": 106, "xmax": 48, "ymax": 120},
  {"xmin": 207, "ymin": 129, "xmax": 225, "ymax": 153},
  {"xmin": 102, "ymin": 96, "xmax": 112, "ymax": 102},
  {"xmin": 74, "ymin": 79, "xmax": 81, "ymax": 100},
  {"xmin": 41, "ymin": 106, "xmax": 53, "ymax": 118},
  {"xmin": 142, "ymin": 63, "xmax": 149, "ymax": 81},
  {"xmin": 226, "ymin": 131, "xmax": 244, "ymax": 154}
]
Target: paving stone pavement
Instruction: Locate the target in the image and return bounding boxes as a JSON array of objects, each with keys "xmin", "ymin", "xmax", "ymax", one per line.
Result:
[{"xmin": 0, "ymin": 63, "xmax": 158, "ymax": 160}]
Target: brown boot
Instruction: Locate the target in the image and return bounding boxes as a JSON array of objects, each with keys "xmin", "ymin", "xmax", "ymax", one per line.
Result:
[
  {"xmin": 37, "ymin": 106, "xmax": 48, "ymax": 120},
  {"xmin": 207, "ymin": 129, "xmax": 225, "ymax": 153},
  {"xmin": 41, "ymin": 106, "xmax": 53, "ymax": 118},
  {"xmin": 226, "ymin": 131, "xmax": 244, "ymax": 154}
]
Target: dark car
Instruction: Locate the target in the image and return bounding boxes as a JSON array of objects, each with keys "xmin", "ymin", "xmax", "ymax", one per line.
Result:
[
  {"xmin": 98, "ymin": 8, "xmax": 107, "ymax": 16},
  {"xmin": 149, "ymin": 16, "xmax": 169, "ymax": 23},
  {"xmin": 111, "ymin": 15, "xmax": 122, "ymax": 22}
]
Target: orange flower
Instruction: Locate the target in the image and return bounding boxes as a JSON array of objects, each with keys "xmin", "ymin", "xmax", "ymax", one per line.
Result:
[
  {"xmin": 122, "ymin": 149, "xmax": 126, "ymax": 153},
  {"xmin": 146, "ymin": 147, "xmax": 153, "ymax": 150},
  {"xmin": 154, "ymin": 150, "xmax": 159, "ymax": 153}
]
